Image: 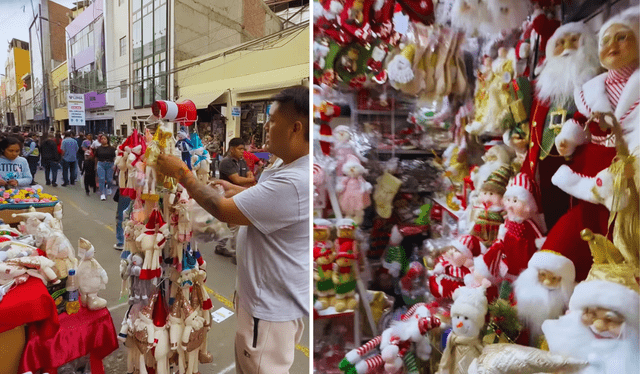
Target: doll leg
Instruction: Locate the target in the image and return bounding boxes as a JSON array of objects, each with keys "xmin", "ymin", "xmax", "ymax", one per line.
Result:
[{"xmin": 186, "ymin": 350, "xmax": 198, "ymax": 374}]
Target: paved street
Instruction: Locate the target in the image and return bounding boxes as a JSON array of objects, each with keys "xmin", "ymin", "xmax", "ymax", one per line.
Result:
[{"xmin": 36, "ymin": 171, "xmax": 309, "ymax": 374}]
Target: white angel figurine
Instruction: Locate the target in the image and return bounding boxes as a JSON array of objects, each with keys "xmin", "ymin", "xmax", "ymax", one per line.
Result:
[{"xmin": 77, "ymin": 237, "xmax": 108, "ymax": 310}]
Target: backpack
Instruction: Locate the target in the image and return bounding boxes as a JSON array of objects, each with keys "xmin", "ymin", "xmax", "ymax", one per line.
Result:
[{"xmin": 24, "ymin": 139, "xmax": 39, "ymax": 158}]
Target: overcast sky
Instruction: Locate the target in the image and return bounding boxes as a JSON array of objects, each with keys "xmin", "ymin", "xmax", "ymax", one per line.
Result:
[{"xmin": 0, "ymin": 0, "xmax": 77, "ymax": 73}]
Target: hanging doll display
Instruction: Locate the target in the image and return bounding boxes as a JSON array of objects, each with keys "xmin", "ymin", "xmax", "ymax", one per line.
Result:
[
  {"xmin": 336, "ymin": 154, "xmax": 372, "ymax": 225},
  {"xmin": 176, "ymin": 129, "xmax": 194, "ymax": 170}
]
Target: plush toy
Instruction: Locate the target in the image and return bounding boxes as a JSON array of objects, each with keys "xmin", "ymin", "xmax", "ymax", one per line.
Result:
[
  {"xmin": 332, "ymin": 219, "xmax": 358, "ymax": 312},
  {"xmin": 468, "ymin": 343, "xmax": 589, "ymax": 374},
  {"xmin": 468, "ymin": 166, "xmax": 512, "ymax": 246},
  {"xmin": 125, "ymin": 253, "xmax": 147, "ymax": 303},
  {"xmin": 333, "ymin": 125, "xmax": 362, "ymax": 176},
  {"xmin": 513, "ymin": 250, "xmax": 576, "ymax": 346},
  {"xmin": 137, "ymin": 208, "xmax": 169, "ymax": 279},
  {"xmin": 485, "ymin": 0, "xmax": 531, "ymax": 34},
  {"xmin": 76, "ymin": 237, "xmax": 108, "ymax": 310},
  {"xmin": 437, "ymin": 287, "xmax": 487, "ymax": 374},
  {"xmin": 314, "ymin": 218, "xmax": 335, "ymax": 310},
  {"xmin": 5, "ymin": 255, "xmax": 59, "ymax": 285},
  {"xmin": 192, "ymin": 270, "xmax": 213, "ymax": 364},
  {"xmin": 45, "ymin": 230, "xmax": 78, "ymax": 279},
  {"xmin": 168, "ymin": 292, "xmax": 187, "ymax": 374},
  {"xmin": 545, "ymin": 7, "xmax": 640, "ymax": 282},
  {"xmin": 388, "ymin": 44, "xmax": 416, "ymax": 85},
  {"xmin": 474, "ymin": 173, "xmax": 546, "ymax": 284},
  {"xmin": 181, "ymin": 295, "xmax": 206, "ymax": 374},
  {"xmin": 336, "ymin": 155, "xmax": 372, "ymax": 225},
  {"xmin": 373, "ymin": 172, "xmax": 402, "ymax": 219},
  {"xmin": 451, "ymin": 0, "xmax": 493, "ymax": 36},
  {"xmin": 340, "ymin": 303, "xmax": 441, "ymax": 374},
  {"xmin": 381, "ymin": 225, "xmax": 407, "ymax": 278},
  {"xmin": 176, "ymin": 130, "xmax": 194, "ymax": 170},
  {"xmin": 429, "ymin": 235, "xmax": 484, "ymax": 299},
  {"xmin": 133, "ymin": 302, "xmax": 156, "ymax": 374}
]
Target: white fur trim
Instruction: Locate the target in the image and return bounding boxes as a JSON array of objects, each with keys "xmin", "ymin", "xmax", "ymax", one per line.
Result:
[
  {"xmin": 614, "ymin": 69, "xmax": 639, "ymax": 121},
  {"xmin": 551, "ymin": 165, "xmax": 600, "ymax": 203},
  {"xmin": 554, "ymin": 118, "xmax": 590, "ymax": 156},
  {"xmin": 164, "ymin": 101, "xmax": 179, "ymax": 120},
  {"xmin": 504, "ymin": 185, "xmax": 534, "ymax": 206},
  {"xmin": 535, "ymin": 237, "xmax": 546, "ymax": 250},
  {"xmin": 452, "ymin": 240, "xmax": 472, "ymax": 259},
  {"xmin": 314, "ymin": 218, "xmax": 332, "ymax": 227},
  {"xmin": 576, "ymin": 73, "xmax": 610, "ymax": 115},
  {"xmin": 473, "ymin": 255, "xmax": 495, "ymax": 283},
  {"xmin": 569, "ymin": 280, "xmax": 639, "ymax": 323},
  {"xmin": 528, "ymin": 251, "xmax": 576, "ymax": 282}
]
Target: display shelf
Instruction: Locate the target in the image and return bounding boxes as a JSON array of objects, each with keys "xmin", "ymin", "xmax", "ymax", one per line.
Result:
[
  {"xmin": 376, "ymin": 148, "xmax": 434, "ymax": 155},
  {"xmin": 314, "ymin": 294, "xmax": 361, "ymax": 348},
  {"xmin": 356, "ymin": 109, "xmax": 412, "ymax": 116}
]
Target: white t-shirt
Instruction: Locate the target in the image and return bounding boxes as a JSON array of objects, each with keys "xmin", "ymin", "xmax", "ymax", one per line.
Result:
[{"xmin": 233, "ymin": 154, "xmax": 310, "ymax": 321}]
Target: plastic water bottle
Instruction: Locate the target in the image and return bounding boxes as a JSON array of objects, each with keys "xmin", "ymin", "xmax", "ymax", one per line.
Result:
[{"xmin": 66, "ymin": 269, "xmax": 80, "ymax": 315}]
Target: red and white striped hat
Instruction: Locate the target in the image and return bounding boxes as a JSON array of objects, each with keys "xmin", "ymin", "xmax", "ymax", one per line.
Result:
[
  {"xmin": 505, "ymin": 172, "xmax": 541, "ymax": 212},
  {"xmin": 451, "ymin": 235, "xmax": 485, "ymax": 259}
]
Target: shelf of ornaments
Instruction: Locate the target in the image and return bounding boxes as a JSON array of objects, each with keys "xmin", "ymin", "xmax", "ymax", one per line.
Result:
[{"xmin": 355, "ymin": 109, "xmax": 412, "ymax": 116}]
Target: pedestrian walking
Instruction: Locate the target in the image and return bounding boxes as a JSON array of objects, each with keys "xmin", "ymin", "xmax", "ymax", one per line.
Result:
[
  {"xmin": 40, "ymin": 133, "xmax": 62, "ymax": 187},
  {"xmin": 113, "ymin": 184, "xmax": 130, "ymax": 250},
  {"xmin": 82, "ymin": 149, "xmax": 97, "ymax": 195},
  {"xmin": 61, "ymin": 131, "xmax": 79, "ymax": 186},
  {"xmin": 157, "ymin": 86, "xmax": 309, "ymax": 374},
  {"xmin": 23, "ymin": 132, "xmax": 40, "ymax": 185},
  {"xmin": 0, "ymin": 137, "xmax": 33, "ymax": 188},
  {"xmin": 76, "ymin": 132, "xmax": 85, "ymax": 173},
  {"xmin": 94, "ymin": 134, "xmax": 116, "ymax": 201}
]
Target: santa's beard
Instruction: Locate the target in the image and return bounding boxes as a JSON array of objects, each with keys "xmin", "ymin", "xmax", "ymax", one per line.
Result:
[
  {"xmin": 514, "ymin": 267, "xmax": 569, "ymax": 341},
  {"xmin": 535, "ymin": 47, "xmax": 600, "ymax": 107},
  {"xmin": 542, "ymin": 312, "xmax": 640, "ymax": 374}
]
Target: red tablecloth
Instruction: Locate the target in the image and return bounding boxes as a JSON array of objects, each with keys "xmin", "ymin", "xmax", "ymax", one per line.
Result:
[
  {"xmin": 0, "ymin": 277, "xmax": 59, "ymax": 339},
  {"xmin": 19, "ymin": 305, "xmax": 119, "ymax": 374}
]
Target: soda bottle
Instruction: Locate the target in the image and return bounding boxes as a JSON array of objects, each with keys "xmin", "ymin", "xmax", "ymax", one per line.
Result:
[{"xmin": 66, "ymin": 269, "xmax": 80, "ymax": 315}]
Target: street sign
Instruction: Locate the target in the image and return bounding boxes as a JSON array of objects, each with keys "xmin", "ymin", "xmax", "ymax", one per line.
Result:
[
  {"xmin": 231, "ymin": 106, "xmax": 240, "ymax": 117},
  {"xmin": 68, "ymin": 93, "xmax": 85, "ymax": 127}
]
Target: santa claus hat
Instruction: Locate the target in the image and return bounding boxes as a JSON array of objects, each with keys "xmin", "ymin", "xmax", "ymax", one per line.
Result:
[
  {"xmin": 451, "ymin": 287, "xmax": 488, "ymax": 327},
  {"xmin": 599, "ymin": 6, "xmax": 640, "ymax": 53},
  {"xmin": 343, "ymin": 154, "xmax": 362, "ymax": 167},
  {"xmin": 451, "ymin": 235, "xmax": 486, "ymax": 259},
  {"xmin": 145, "ymin": 209, "xmax": 167, "ymax": 231},
  {"xmin": 528, "ymin": 250, "xmax": 576, "ymax": 283},
  {"xmin": 504, "ymin": 173, "xmax": 541, "ymax": 212},
  {"xmin": 569, "ymin": 280, "xmax": 639, "ymax": 323},
  {"xmin": 545, "ymin": 22, "xmax": 596, "ymax": 59},
  {"xmin": 333, "ymin": 125, "xmax": 351, "ymax": 136},
  {"xmin": 335, "ymin": 242, "xmax": 357, "ymax": 260}
]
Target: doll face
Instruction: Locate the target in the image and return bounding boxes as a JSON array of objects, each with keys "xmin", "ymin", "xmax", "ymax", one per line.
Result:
[
  {"xmin": 338, "ymin": 227, "xmax": 354, "ymax": 238},
  {"xmin": 553, "ymin": 33, "xmax": 581, "ymax": 57},
  {"xmin": 446, "ymin": 247, "xmax": 470, "ymax": 268},
  {"xmin": 452, "ymin": 312, "xmax": 481, "ymax": 337},
  {"xmin": 599, "ymin": 24, "xmax": 639, "ymax": 71},
  {"xmin": 314, "ymin": 228, "xmax": 330, "ymax": 241},
  {"xmin": 581, "ymin": 307, "xmax": 625, "ymax": 339},
  {"xmin": 478, "ymin": 189, "xmax": 503, "ymax": 209},
  {"xmin": 503, "ymin": 194, "xmax": 531, "ymax": 221},
  {"xmin": 537, "ymin": 269, "xmax": 562, "ymax": 289}
]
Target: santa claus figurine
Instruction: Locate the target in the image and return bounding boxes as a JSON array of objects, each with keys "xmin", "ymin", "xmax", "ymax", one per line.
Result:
[
  {"xmin": 544, "ymin": 7, "xmax": 640, "ymax": 281},
  {"xmin": 542, "ymin": 277, "xmax": 639, "ymax": 374},
  {"xmin": 518, "ymin": 22, "xmax": 600, "ymax": 230},
  {"xmin": 474, "ymin": 173, "xmax": 546, "ymax": 284},
  {"xmin": 513, "ymin": 250, "xmax": 576, "ymax": 347},
  {"xmin": 428, "ymin": 235, "xmax": 484, "ymax": 299}
]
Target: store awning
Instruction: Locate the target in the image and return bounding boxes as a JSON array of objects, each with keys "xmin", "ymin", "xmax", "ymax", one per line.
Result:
[
  {"xmin": 177, "ymin": 63, "xmax": 308, "ymax": 108},
  {"xmin": 177, "ymin": 88, "xmax": 227, "ymax": 109}
]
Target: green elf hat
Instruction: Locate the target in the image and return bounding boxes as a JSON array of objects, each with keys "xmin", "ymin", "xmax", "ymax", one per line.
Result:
[{"xmin": 481, "ymin": 165, "xmax": 513, "ymax": 195}]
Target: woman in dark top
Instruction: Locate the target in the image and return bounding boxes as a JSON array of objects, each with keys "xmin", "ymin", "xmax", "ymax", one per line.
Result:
[{"xmin": 95, "ymin": 135, "xmax": 116, "ymax": 201}]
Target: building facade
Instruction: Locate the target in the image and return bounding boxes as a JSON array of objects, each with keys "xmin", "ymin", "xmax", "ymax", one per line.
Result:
[
  {"xmin": 4, "ymin": 39, "xmax": 30, "ymax": 129},
  {"xmin": 29, "ymin": 0, "xmax": 70, "ymax": 133},
  {"xmin": 51, "ymin": 61, "xmax": 69, "ymax": 132}
]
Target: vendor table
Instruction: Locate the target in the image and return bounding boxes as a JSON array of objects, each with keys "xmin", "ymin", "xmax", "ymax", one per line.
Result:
[
  {"xmin": 0, "ymin": 277, "xmax": 59, "ymax": 374},
  {"xmin": 19, "ymin": 306, "xmax": 118, "ymax": 374}
]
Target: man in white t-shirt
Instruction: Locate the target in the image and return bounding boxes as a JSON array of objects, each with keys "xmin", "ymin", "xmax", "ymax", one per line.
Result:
[{"xmin": 157, "ymin": 86, "xmax": 309, "ymax": 373}]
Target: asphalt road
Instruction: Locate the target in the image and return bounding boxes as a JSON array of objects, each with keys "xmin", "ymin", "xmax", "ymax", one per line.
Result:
[{"xmin": 35, "ymin": 170, "xmax": 309, "ymax": 374}]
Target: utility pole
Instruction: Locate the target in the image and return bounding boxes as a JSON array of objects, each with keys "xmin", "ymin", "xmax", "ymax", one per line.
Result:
[{"xmin": 41, "ymin": 0, "xmax": 54, "ymax": 133}]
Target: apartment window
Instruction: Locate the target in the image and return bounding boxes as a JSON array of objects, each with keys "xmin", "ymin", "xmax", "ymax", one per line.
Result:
[
  {"xmin": 120, "ymin": 80, "xmax": 127, "ymax": 99},
  {"xmin": 119, "ymin": 36, "xmax": 126, "ymax": 56},
  {"xmin": 132, "ymin": 0, "xmax": 167, "ymax": 108}
]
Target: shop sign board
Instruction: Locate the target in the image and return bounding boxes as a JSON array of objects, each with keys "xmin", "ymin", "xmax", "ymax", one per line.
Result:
[
  {"xmin": 68, "ymin": 93, "xmax": 85, "ymax": 127},
  {"xmin": 231, "ymin": 106, "xmax": 241, "ymax": 117}
]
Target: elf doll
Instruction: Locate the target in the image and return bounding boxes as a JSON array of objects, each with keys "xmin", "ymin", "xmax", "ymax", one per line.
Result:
[
  {"xmin": 428, "ymin": 235, "xmax": 484, "ymax": 299},
  {"xmin": 469, "ymin": 165, "xmax": 512, "ymax": 246},
  {"xmin": 474, "ymin": 173, "xmax": 546, "ymax": 284},
  {"xmin": 176, "ymin": 129, "xmax": 194, "ymax": 170},
  {"xmin": 545, "ymin": 7, "xmax": 640, "ymax": 281}
]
